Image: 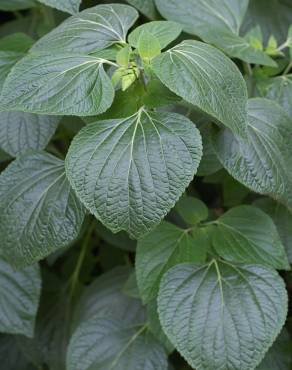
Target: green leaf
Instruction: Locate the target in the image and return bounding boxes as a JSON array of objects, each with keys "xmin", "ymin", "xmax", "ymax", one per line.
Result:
[
  {"xmin": 137, "ymin": 31, "xmax": 161, "ymax": 60},
  {"xmin": 65, "ymin": 109, "xmax": 202, "ymax": 238},
  {"xmin": 31, "ymin": 4, "xmax": 139, "ymax": 53},
  {"xmin": 0, "ymin": 0, "xmax": 36, "ymax": 10},
  {"xmin": 158, "ymin": 261, "xmax": 288, "ymax": 370},
  {"xmin": 38, "ymin": 0, "xmax": 81, "ymax": 14},
  {"xmin": 256, "ymin": 329, "xmax": 292, "ymax": 370},
  {"xmin": 0, "ymin": 259, "xmax": 41, "ymax": 338},
  {"xmin": 0, "ymin": 112, "xmax": 60, "ymax": 157},
  {"xmin": 257, "ymin": 76, "xmax": 292, "ymax": 117},
  {"xmin": 0, "ymin": 151, "xmax": 86, "ymax": 268},
  {"xmin": 136, "ymin": 221, "xmax": 207, "ymax": 303},
  {"xmin": 0, "ymin": 33, "xmax": 34, "ymax": 92},
  {"xmin": 143, "ymin": 79, "xmax": 181, "ymax": 109},
  {"xmin": 1, "ymin": 53, "xmax": 115, "ymax": 116},
  {"xmin": 151, "ymin": 40, "xmax": 248, "ymax": 137},
  {"xmin": 254, "ymin": 198, "xmax": 292, "ymax": 264},
  {"xmin": 155, "ymin": 0, "xmax": 276, "ymax": 66},
  {"xmin": 212, "ymin": 98, "xmax": 292, "ymax": 213},
  {"xmin": 96, "ymin": 223, "xmax": 136, "ymax": 251},
  {"xmin": 213, "ymin": 205, "xmax": 290, "ymax": 269},
  {"xmin": 175, "ymin": 196, "xmax": 208, "ymax": 225},
  {"xmin": 125, "ymin": 0, "xmax": 158, "ymax": 20},
  {"xmin": 0, "ymin": 335, "xmax": 34, "ymax": 370},
  {"xmin": 244, "ymin": 26, "xmax": 264, "ymax": 51},
  {"xmin": 128, "ymin": 21, "xmax": 182, "ymax": 49},
  {"xmin": 67, "ymin": 317, "xmax": 168, "ymax": 370},
  {"xmin": 116, "ymin": 45, "xmax": 131, "ymax": 67}
]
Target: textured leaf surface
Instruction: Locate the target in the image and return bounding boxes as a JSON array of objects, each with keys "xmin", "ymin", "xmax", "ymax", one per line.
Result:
[
  {"xmin": 0, "ymin": 259, "xmax": 41, "ymax": 337},
  {"xmin": 213, "ymin": 205, "xmax": 289, "ymax": 269},
  {"xmin": 255, "ymin": 198, "xmax": 292, "ymax": 264},
  {"xmin": 0, "ymin": 151, "xmax": 86, "ymax": 267},
  {"xmin": 158, "ymin": 261, "xmax": 288, "ymax": 370},
  {"xmin": 38, "ymin": 0, "xmax": 81, "ymax": 14},
  {"xmin": 1, "ymin": 53, "xmax": 114, "ymax": 116},
  {"xmin": 32, "ymin": 4, "xmax": 139, "ymax": 53},
  {"xmin": 0, "ymin": 111, "xmax": 60, "ymax": 157},
  {"xmin": 126, "ymin": 0, "xmax": 157, "ymax": 19},
  {"xmin": 66, "ymin": 109, "xmax": 202, "ymax": 238},
  {"xmin": 212, "ymin": 98, "xmax": 292, "ymax": 212},
  {"xmin": 152, "ymin": 40, "xmax": 248, "ymax": 137},
  {"xmin": 67, "ymin": 317, "xmax": 167, "ymax": 370},
  {"xmin": 136, "ymin": 221, "xmax": 207, "ymax": 303},
  {"xmin": 0, "ymin": 33, "xmax": 33, "ymax": 92},
  {"xmin": 0, "ymin": 0, "xmax": 36, "ymax": 10},
  {"xmin": 128, "ymin": 21, "xmax": 182, "ymax": 49}
]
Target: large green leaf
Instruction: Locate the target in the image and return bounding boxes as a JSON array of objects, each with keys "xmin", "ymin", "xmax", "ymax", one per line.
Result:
[
  {"xmin": 0, "ymin": 259, "xmax": 41, "ymax": 338},
  {"xmin": 0, "ymin": 33, "xmax": 33, "ymax": 92},
  {"xmin": 254, "ymin": 198, "xmax": 292, "ymax": 264},
  {"xmin": 67, "ymin": 317, "xmax": 168, "ymax": 370},
  {"xmin": 212, "ymin": 98, "xmax": 292, "ymax": 212},
  {"xmin": 136, "ymin": 221, "xmax": 207, "ymax": 303},
  {"xmin": 65, "ymin": 109, "xmax": 202, "ymax": 238},
  {"xmin": 0, "ymin": 0, "xmax": 36, "ymax": 10},
  {"xmin": 31, "ymin": 4, "xmax": 139, "ymax": 53},
  {"xmin": 158, "ymin": 261, "xmax": 288, "ymax": 370},
  {"xmin": 128, "ymin": 21, "xmax": 182, "ymax": 49},
  {"xmin": 126, "ymin": 0, "xmax": 157, "ymax": 19},
  {"xmin": 0, "ymin": 151, "xmax": 86, "ymax": 268},
  {"xmin": 152, "ymin": 40, "xmax": 248, "ymax": 137},
  {"xmin": 1, "ymin": 53, "xmax": 115, "ymax": 116},
  {"xmin": 256, "ymin": 329, "xmax": 292, "ymax": 370},
  {"xmin": 213, "ymin": 205, "xmax": 290, "ymax": 269},
  {"xmin": 38, "ymin": 0, "xmax": 81, "ymax": 14},
  {"xmin": 0, "ymin": 111, "xmax": 60, "ymax": 157},
  {"xmin": 155, "ymin": 0, "xmax": 276, "ymax": 66},
  {"xmin": 0, "ymin": 335, "xmax": 34, "ymax": 370}
]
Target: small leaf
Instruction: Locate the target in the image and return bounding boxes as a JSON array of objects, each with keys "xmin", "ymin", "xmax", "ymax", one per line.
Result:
[
  {"xmin": 244, "ymin": 26, "xmax": 264, "ymax": 50},
  {"xmin": 136, "ymin": 221, "xmax": 207, "ymax": 303},
  {"xmin": 175, "ymin": 196, "xmax": 208, "ymax": 225},
  {"xmin": 212, "ymin": 98, "xmax": 292, "ymax": 213},
  {"xmin": 152, "ymin": 40, "xmax": 248, "ymax": 137},
  {"xmin": 129, "ymin": 21, "xmax": 182, "ymax": 49},
  {"xmin": 0, "ymin": 259, "xmax": 41, "ymax": 338},
  {"xmin": 137, "ymin": 31, "xmax": 161, "ymax": 60},
  {"xmin": 38, "ymin": 0, "xmax": 81, "ymax": 14},
  {"xmin": 158, "ymin": 261, "xmax": 288, "ymax": 370},
  {"xmin": 65, "ymin": 109, "xmax": 202, "ymax": 238},
  {"xmin": 1, "ymin": 53, "xmax": 115, "ymax": 116},
  {"xmin": 31, "ymin": 4, "xmax": 139, "ymax": 53},
  {"xmin": 0, "ymin": 111, "xmax": 60, "ymax": 157},
  {"xmin": 0, "ymin": 151, "xmax": 86, "ymax": 267},
  {"xmin": 213, "ymin": 205, "xmax": 290, "ymax": 269},
  {"xmin": 116, "ymin": 45, "xmax": 131, "ymax": 67}
]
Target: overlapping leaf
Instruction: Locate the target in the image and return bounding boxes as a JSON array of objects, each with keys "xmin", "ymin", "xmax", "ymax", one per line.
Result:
[
  {"xmin": 0, "ymin": 0, "xmax": 36, "ymax": 10},
  {"xmin": 66, "ymin": 109, "xmax": 202, "ymax": 238},
  {"xmin": 126, "ymin": 0, "xmax": 157, "ymax": 19},
  {"xmin": 38, "ymin": 0, "xmax": 81, "ymax": 14}
]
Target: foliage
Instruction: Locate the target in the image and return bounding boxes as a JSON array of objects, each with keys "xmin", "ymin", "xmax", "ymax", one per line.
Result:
[{"xmin": 0, "ymin": 1, "xmax": 291, "ymax": 369}]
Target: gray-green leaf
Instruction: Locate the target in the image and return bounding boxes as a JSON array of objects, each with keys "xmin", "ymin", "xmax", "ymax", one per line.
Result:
[
  {"xmin": 212, "ymin": 98, "xmax": 292, "ymax": 212},
  {"xmin": 158, "ymin": 261, "xmax": 288, "ymax": 370},
  {"xmin": 0, "ymin": 0, "xmax": 36, "ymax": 10},
  {"xmin": 151, "ymin": 40, "xmax": 248, "ymax": 137},
  {"xmin": 126, "ymin": 0, "xmax": 158, "ymax": 19},
  {"xmin": 0, "ymin": 151, "xmax": 86, "ymax": 268},
  {"xmin": 38, "ymin": 0, "xmax": 81, "ymax": 14},
  {"xmin": 0, "ymin": 259, "xmax": 41, "ymax": 338},
  {"xmin": 65, "ymin": 109, "xmax": 202, "ymax": 238},
  {"xmin": 213, "ymin": 205, "xmax": 290, "ymax": 269},
  {"xmin": 31, "ymin": 4, "xmax": 139, "ymax": 53},
  {"xmin": 0, "ymin": 111, "xmax": 60, "ymax": 157},
  {"xmin": 136, "ymin": 221, "xmax": 207, "ymax": 303},
  {"xmin": 1, "ymin": 53, "xmax": 115, "ymax": 116}
]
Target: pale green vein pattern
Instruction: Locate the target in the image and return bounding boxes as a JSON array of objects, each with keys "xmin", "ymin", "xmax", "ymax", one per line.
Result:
[
  {"xmin": 0, "ymin": 111, "xmax": 60, "ymax": 157},
  {"xmin": 212, "ymin": 98, "xmax": 292, "ymax": 212},
  {"xmin": 213, "ymin": 205, "xmax": 290, "ymax": 270},
  {"xmin": 32, "ymin": 4, "xmax": 139, "ymax": 53},
  {"xmin": 158, "ymin": 261, "xmax": 288, "ymax": 370},
  {"xmin": 38, "ymin": 0, "xmax": 81, "ymax": 14},
  {"xmin": 0, "ymin": 53, "xmax": 114, "ymax": 116},
  {"xmin": 65, "ymin": 109, "xmax": 202, "ymax": 238},
  {"xmin": 0, "ymin": 151, "xmax": 86, "ymax": 267},
  {"xmin": 0, "ymin": 259, "xmax": 41, "ymax": 337},
  {"xmin": 152, "ymin": 40, "xmax": 248, "ymax": 137}
]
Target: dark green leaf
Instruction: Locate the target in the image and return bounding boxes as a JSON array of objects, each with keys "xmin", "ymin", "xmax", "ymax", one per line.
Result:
[
  {"xmin": 175, "ymin": 196, "xmax": 208, "ymax": 225},
  {"xmin": 158, "ymin": 261, "xmax": 288, "ymax": 370},
  {"xmin": 65, "ymin": 109, "xmax": 202, "ymax": 238},
  {"xmin": 38, "ymin": 0, "xmax": 81, "ymax": 14},
  {"xmin": 0, "ymin": 0, "xmax": 36, "ymax": 10},
  {"xmin": 126, "ymin": 0, "xmax": 158, "ymax": 19}
]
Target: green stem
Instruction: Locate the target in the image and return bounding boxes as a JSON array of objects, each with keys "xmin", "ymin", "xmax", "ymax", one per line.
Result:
[
  {"xmin": 283, "ymin": 61, "xmax": 292, "ymax": 75},
  {"xmin": 243, "ymin": 62, "xmax": 253, "ymax": 77}
]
